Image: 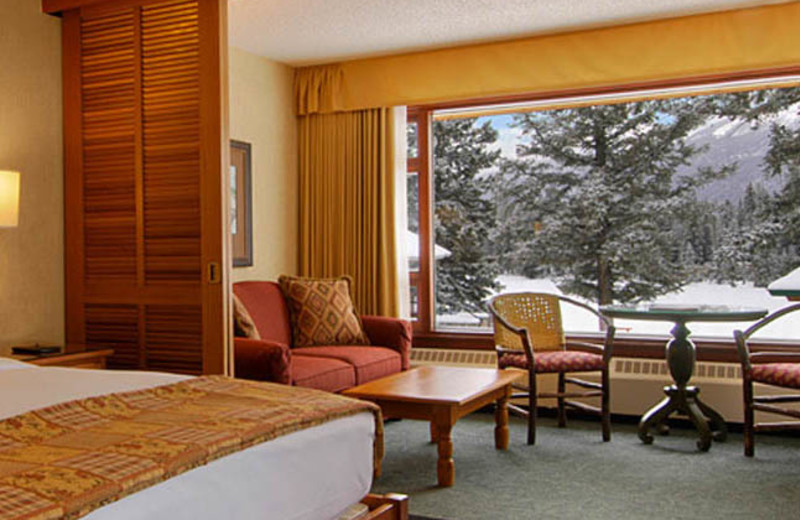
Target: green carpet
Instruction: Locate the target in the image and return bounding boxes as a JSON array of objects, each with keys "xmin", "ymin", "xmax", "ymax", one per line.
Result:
[{"xmin": 371, "ymin": 413, "xmax": 800, "ymax": 519}]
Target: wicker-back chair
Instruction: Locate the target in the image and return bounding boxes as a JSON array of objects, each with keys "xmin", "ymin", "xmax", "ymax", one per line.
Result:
[
  {"xmin": 488, "ymin": 293, "xmax": 615, "ymax": 445},
  {"xmin": 734, "ymin": 304, "xmax": 800, "ymax": 456}
]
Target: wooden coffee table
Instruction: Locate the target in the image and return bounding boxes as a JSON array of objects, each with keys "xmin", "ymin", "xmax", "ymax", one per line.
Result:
[{"xmin": 343, "ymin": 366, "xmax": 522, "ymax": 487}]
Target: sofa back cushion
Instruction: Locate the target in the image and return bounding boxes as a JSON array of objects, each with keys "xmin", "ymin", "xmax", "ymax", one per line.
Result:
[{"xmin": 233, "ymin": 281, "xmax": 292, "ymax": 346}]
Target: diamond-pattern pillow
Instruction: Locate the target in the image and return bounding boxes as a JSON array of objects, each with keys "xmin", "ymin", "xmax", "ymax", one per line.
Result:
[{"xmin": 278, "ymin": 275, "xmax": 370, "ymax": 348}]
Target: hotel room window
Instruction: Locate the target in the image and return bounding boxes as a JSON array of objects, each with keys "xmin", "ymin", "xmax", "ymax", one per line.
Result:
[{"xmin": 408, "ymin": 83, "xmax": 800, "ymax": 340}]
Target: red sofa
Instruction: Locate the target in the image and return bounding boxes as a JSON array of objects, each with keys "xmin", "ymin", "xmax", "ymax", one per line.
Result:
[{"xmin": 233, "ymin": 281, "xmax": 412, "ymax": 393}]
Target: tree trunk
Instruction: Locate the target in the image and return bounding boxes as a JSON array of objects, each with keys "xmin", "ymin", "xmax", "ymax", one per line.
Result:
[{"xmin": 597, "ymin": 256, "xmax": 612, "ymax": 331}]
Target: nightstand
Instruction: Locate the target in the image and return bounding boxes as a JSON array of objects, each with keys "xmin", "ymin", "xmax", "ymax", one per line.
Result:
[{"xmin": 10, "ymin": 349, "xmax": 114, "ymax": 369}]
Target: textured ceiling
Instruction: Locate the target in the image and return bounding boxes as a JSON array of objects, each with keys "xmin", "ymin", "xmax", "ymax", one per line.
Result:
[{"xmin": 228, "ymin": 0, "xmax": 783, "ymax": 66}]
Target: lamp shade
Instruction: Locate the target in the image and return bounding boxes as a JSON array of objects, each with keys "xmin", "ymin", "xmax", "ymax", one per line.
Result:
[{"xmin": 0, "ymin": 171, "xmax": 20, "ymax": 228}]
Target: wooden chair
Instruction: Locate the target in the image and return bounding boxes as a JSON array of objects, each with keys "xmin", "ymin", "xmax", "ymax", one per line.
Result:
[
  {"xmin": 734, "ymin": 304, "xmax": 800, "ymax": 457},
  {"xmin": 488, "ymin": 293, "xmax": 615, "ymax": 445}
]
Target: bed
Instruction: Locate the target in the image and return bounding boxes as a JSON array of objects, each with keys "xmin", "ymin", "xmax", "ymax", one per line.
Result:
[{"xmin": 0, "ymin": 358, "xmax": 404, "ymax": 520}]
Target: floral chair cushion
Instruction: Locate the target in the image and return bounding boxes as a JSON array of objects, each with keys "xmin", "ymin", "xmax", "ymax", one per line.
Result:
[
  {"xmin": 499, "ymin": 350, "xmax": 604, "ymax": 373},
  {"xmin": 751, "ymin": 363, "xmax": 800, "ymax": 389}
]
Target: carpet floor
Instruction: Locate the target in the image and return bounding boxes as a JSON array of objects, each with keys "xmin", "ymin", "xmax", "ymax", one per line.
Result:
[{"xmin": 371, "ymin": 413, "xmax": 800, "ymax": 520}]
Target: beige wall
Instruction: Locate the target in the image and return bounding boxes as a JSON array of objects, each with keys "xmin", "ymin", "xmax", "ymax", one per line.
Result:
[
  {"xmin": 229, "ymin": 48, "xmax": 298, "ymax": 283},
  {"xmin": 0, "ymin": 0, "xmax": 63, "ymax": 349}
]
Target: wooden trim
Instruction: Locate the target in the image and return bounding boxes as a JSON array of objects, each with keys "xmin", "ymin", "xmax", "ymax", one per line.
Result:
[
  {"xmin": 412, "ymin": 108, "xmax": 434, "ymax": 333},
  {"xmin": 25, "ymin": 349, "xmax": 114, "ymax": 369},
  {"xmin": 43, "ymin": 0, "xmax": 174, "ymax": 15},
  {"xmin": 414, "ymin": 331, "xmax": 494, "ymax": 350},
  {"xmin": 361, "ymin": 493, "xmax": 409, "ymax": 520},
  {"xmin": 133, "ymin": 6, "xmax": 146, "ymax": 371},
  {"xmin": 42, "ymin": 0, "xmax": 105, "ymax": 14},
  {"xmin": 62, "ymin": 9, "xmax": 84, "ymax": 353},
  {"xmin": 198, "ymin": 0, "xmax": 231, "ymax": 375},
  {"xmin": 133, "ymin": 5, "xmax": 144, "ymax": 289}
]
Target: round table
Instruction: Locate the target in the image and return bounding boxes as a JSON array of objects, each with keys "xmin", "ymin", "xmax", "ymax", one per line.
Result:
[{"xmin": 600, "ymin": 304, "xmax": 767, "ymax": 451}]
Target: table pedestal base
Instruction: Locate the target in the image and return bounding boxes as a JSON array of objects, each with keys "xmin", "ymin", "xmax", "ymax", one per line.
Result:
[{"xmin": 638, "ymin": 385, "xmax": 728, "ymax": 451}]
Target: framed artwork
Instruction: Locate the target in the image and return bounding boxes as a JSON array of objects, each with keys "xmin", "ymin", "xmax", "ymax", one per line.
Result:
[{"xmin": 230, "ymin": 140, "xmax": 253, "ymax": 267}]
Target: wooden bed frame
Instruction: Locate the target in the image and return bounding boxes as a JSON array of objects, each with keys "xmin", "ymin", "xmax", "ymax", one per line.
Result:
[{"xmin": 361, "ymin": 493, "xmax": 409, "ymax": 520}]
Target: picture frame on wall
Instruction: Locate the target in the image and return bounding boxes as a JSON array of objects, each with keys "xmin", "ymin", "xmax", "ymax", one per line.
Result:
[{"xmin": 230, "ymin": 140, "xmax": 253, "ymax": 267}]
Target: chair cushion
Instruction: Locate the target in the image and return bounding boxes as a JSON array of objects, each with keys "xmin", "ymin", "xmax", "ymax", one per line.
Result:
[
  {"xmin": 752, "ymin": 363, "xmax": 800, "ymax": 389},
  {"xmin": 293, "ymin": 346, "xmax": 401, "ymax": 384},
  {"xmin": 278, "ymin": 275, "xmax": 370, "ymax": 348},
  {"xmin": 499, "ymin": 351, "xmax": 604, "ymax": 373},
  {"xmin": 291, "ymin": 356, "xmax": 356, "ymax": 393}
]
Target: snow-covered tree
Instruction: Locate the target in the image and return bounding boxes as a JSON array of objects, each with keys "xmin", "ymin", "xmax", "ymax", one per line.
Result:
[
  {"xmin": 502, "ymin": 100, "xmax": 729, "ymax": 305},
  {"xmin": 432, "ymin": 118, "xmax": 501, "ymax": 315},
  {"xmin": 707, "ymin": 88, "xmax": 800, "ymax": 283}
]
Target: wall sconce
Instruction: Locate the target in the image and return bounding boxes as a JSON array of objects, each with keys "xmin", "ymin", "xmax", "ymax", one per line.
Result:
[{"xmin": 0, "ymin": 171, "xmax": 20, "ymax": 228}]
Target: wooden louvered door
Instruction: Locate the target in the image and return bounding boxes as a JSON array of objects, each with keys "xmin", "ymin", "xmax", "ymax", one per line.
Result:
[{"xmin": 61, "ymin": 0, "xmax": 229, "ymax": 375}]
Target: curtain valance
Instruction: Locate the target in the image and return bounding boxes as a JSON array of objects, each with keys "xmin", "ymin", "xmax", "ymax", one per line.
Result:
[
  {"xmin": 295, "ymin": 65, "xmax": 346, "ymax": 115},
  {"xmin": 294, "ymin": 3, "xmax": 800, "ymax": 115}
]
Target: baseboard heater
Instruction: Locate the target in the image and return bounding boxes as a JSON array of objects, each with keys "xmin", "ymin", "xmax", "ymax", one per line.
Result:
[{"xmin": 409, "ymin": 348, "xmax": 800, "ymax": 424}]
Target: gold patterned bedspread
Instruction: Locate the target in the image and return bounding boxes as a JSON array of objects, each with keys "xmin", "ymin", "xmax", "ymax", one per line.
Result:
[{"xmin": 0, "ymin": 376, "xmax": 383, "ymax": 520}]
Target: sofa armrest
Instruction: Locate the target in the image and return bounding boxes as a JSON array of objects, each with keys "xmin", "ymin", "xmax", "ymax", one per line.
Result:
[
  {"xmin": 234, "ymin": 338, "xmax": 292, "ymax": 384},
  {"xmin": 361, "ymin": 315, "xmax": 412, "ymax": 370}
]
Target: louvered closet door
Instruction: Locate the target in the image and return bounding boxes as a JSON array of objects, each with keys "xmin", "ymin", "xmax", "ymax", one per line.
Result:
[{"xmin": 63, "ymin": 0, "xmax": 229, "ymax": 375}]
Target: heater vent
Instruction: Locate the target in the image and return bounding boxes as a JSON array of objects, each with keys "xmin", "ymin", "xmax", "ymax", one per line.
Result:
[
  {"xmin": 612, "ymin": 358, "xmax": 741, "ymax": 381},
  {"xmin": 409, "ymin": 348, "xmax": 496, "ymax": 368}
]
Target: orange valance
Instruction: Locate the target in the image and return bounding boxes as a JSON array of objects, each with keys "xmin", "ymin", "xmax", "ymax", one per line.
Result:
[{"xmin": 295, "ymin": 3, "xmax": 800, "ymax": 115}]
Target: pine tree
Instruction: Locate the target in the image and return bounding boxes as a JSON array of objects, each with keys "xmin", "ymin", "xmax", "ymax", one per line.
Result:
[
  {"xmin": 707, "ymin": 87, "xmax": 800, "ymax": 283},
  {"xmin": 432, "ymin": 118, "xmax": 501, "ymax": 316},
  {"xmin": 503, "ymin": 99, "xmax": 728, "ymax": 305}
]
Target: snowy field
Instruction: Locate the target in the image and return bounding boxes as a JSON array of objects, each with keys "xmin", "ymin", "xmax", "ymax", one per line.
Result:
[{"xmin": 438, "ymin": 275, "xmax": 799, "ymax": 340}]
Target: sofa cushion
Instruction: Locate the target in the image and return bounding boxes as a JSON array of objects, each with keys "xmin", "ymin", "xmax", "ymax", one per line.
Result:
[
  {"xmin": 291, "ymin": 356, "xmax": 356, "ymax": 393},
  {"xmin": 293, "ymin": 346, "xmax": 401, "ymax": 385},
  {"xmin": 233, "ymin": 281, "xmax": 293, "ymax": 345},
  {"xmin": 232, "ymin": 294, "xmax": 260, "ymax": 339},
  {"xmin": 278, "ymin": 275, "xmax": 370, "ymax": 348}
]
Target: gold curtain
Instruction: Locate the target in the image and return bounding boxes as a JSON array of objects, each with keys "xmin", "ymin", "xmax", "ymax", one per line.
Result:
[
  {"xmin": 295, "ymin": 3, "xmax": 800, "ymax": 114},
  {"xmin": 298, "ymin": 107, "xmax": 399, "ymax": 317}
]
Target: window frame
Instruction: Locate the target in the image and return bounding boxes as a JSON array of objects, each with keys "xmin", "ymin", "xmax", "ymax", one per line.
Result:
[
  {"xmin": 406, "ymin": 74, "xmax": 800, "ymax": 361},
  {"xmin": 406, "ymin": 108, "xmax": 434, "ymax": 331}
]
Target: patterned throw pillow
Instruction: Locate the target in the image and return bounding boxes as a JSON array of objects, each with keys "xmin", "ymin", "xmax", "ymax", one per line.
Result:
[
  {"xmin": 278, "ymin": 275, "xmax": 370, "ymax": 348},
  {"xmin": 232, "ymin": 293, "xmax": 260, "ymax": 339}
]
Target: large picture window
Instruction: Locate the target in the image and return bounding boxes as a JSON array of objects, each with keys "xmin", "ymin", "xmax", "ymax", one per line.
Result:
[{"xmin": 408, "ymin": 83, "xmax": 800, "ymax": 340}]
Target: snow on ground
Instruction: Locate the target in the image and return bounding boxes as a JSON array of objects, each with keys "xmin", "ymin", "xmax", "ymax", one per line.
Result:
[
  {"xmin": 438, "ymin": 275, "xmax": 799, "ymax": 339},
  {"xmin": 769, "ymin": 267, "xmax": 800, "ymax": 293}
]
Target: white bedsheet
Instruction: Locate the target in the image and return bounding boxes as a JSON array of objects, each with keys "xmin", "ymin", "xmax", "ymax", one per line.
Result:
[{"xmin": 0, "ymin": 359, "xmax": 375, "ymax": 520}]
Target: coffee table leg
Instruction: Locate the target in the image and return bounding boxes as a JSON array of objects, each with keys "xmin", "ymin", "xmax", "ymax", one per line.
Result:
[
  {"xmin": 430, "ymin": 421, "xmax": 439, "ymax": 443},
  {"xmin": 495, "ymin": 386, "xmax": 510, "ymax": 450},
  {"xmin": 435, "ymin": 419, "xmax": 454, "ymax": 487}
]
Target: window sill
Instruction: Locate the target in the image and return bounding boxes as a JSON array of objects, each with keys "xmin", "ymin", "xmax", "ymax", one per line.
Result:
[{"xmin": 412, "ymin": 330, "xmax": 800, "ymax": 363}]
